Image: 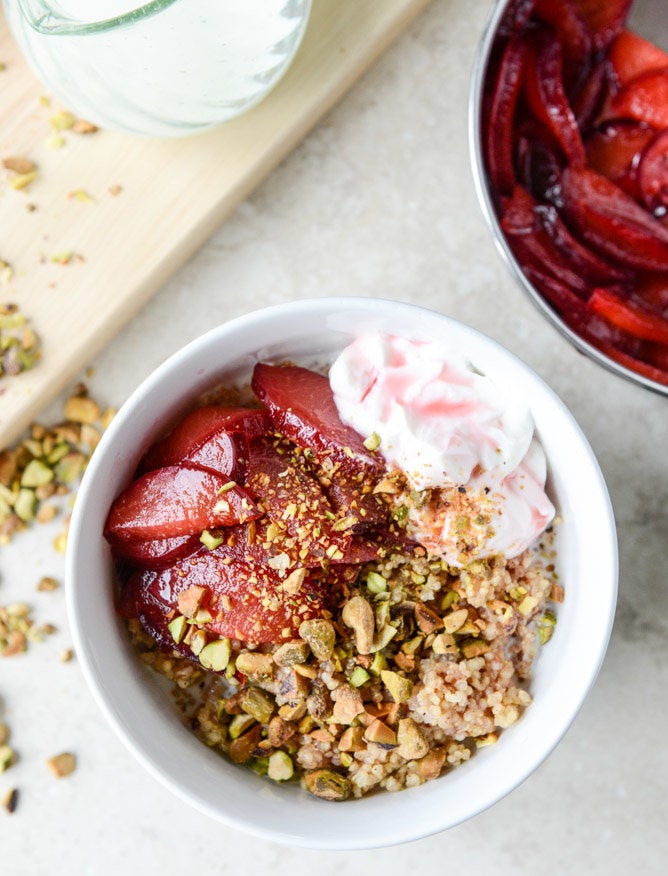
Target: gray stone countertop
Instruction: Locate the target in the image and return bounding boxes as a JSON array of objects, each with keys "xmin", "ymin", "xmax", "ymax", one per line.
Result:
[{"xmin": 1, "ymin": 1, "xmax": 666, "ymax": 872}]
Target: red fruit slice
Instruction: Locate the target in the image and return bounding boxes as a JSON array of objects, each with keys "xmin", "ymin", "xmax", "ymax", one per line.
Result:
[
  {"xmin": 246, "ymin": 435, "xmax": 350, "ymax": 559},
  {"xmin": 636, "ymin": 276, "xmax": 668, "ymax": 311},
  {"xmin": 536, "ymin": 202, "xmax": 631, "ymax": 285},
  {"xmin": 497, "ymin": 0, "xmax": 536, "ymax": 39},
  {"xmin": 501, "ymin": 185, "xmax": 590, "ymax": 296},
  {"xmin": 595, "ymin": 342, "xmax": 668, "ymax": 385},
  {"xmin": 251, "ymin": 364, "xmax": 382, "ymax": 473},
  {"xmin": 571, "ymin": 0, "xmax": 632, "ymax": 51},
  {"xmin": 588, "ymin": 287, "xmax": 668, "ymax": 343},
  {"xmin": 585, "ymin": 120, "xmax": 654, "ymax": 195},
  {"xmin": 139, "ymin": 406, "xmax": 270, "ymax": 473},
  {"xmin": 108, "ymin": 533, "xmax": 200, "ymax": 569},
  {"xmin": 105, "ymin": 466, "xmax": 260, "ymax": 542},
  {"xmin": 515, "ymin": 124, "xmax": 563, "ymax": 203},
  {"xmin": 571, "ymin": 58, "xmax": 611, "ymax": 130},
  {"xmin": 134, "ymin": 548, "xmax": 338, "ymax": 644},
  {"xmin": 637, "ymin": 128, "xmax": 668, "ymax": 215},
  {"xmin": 610, "ymin": 29, "xmax": 668, "ymax": 87},
  {"xmin": 182, "ymin": 429, "xmax": 248, "ymax": 481},
  {"xmin": 559, "ymin": 166, "xmax": 668, "ymax": 272},
  {"xmin": 523, "ymin": 29, "xmax": 586, "ymax": 167},
  {"xmin": 485, "ymin": 35, "xmax": 529, "ymax": 194},
  {"xmin": 611, "ymin": 69, "xmax": 668, "ymax": 130},
  {"xmin": 534, "ymin": 0, "xmax": 591, "ymax": 71}
]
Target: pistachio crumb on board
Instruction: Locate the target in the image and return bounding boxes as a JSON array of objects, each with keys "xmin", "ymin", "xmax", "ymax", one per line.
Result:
[{"xmin": 0, "ymin": 304, "xmax": 41, "ymax": 379}]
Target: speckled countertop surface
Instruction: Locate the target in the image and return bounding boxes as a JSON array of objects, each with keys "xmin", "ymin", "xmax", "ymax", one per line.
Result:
[{"xmin": 2, "ymin": 0, "xmax": 667, "ymax": 872}]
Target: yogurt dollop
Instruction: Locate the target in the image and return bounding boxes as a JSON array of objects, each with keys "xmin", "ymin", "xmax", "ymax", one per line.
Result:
[{"xmin": 329, "ymin": 334, "xmax": 555, "ymax": 565}]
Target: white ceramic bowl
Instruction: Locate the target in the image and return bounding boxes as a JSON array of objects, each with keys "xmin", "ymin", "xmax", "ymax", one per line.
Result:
[{"xmin": 66, "ymin": 298, "xmax": 617, "ymax": 849}]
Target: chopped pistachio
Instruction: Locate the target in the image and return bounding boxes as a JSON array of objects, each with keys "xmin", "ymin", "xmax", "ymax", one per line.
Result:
[
  {"xmin": 303, "ymin": 769, "xmax": 351, "ymax": 801},
  {"xmin": 339, "ymin": 752, "xmax": 353, "ymax": 768},
  {"xmin": 167, "ymin": 615, "xmax": 187, "ymax": 645},
  {"xmin": 460, "ymin": 638, "xmax": 490, "ymax": 658},
  {"xmin": 397, "ymin": 718, "xmax": 429, "ymax": 760},
  {"xmin": 199, "ymin": 638, "xmax": 231, "ymax": 671},
  {"xmin": 235, "ymin": 652, "xmax": 273, "ymax": 679},
  {"xmin": 21, "ymin": 459, "xmax": 54, "ymax": 488},
  {"xmin": 14, "ymin": 488, "xmax": 37, "ymax": 522},
  {"xmin": 341, "ymin": 595, "xmax": 375, "ymax": 654},
  {"xmin": 273, "ymin": 640, "xmax": 310, "ymax": 667},
  {"xmin": 349, "ymin": 666, "xmax": 370, "ymax": 687},
  {"xmin": 72, "ymin": 118, "xmax": 98, "ymax": 134},
  {"xmin": 240, "ymin": 687, "xmax": 275, "ymax": 724},
  {"xmin": 50, "ymin": 110, "xmax": 75, "ymax": 131},
  {"xmin": 364, "ymin": 719, "xmax": 397, "ymax": 747},
  {"xmin": 64, "ymin": 395, "xmax": 100, "ymax": 424},
  {"xmin": 365, "ymin": 571, "xmax": 387, "ymax": 594},
  {"xmin": 0, "ymin": 724, "xmax": 9, "ymax": 745},
  {"xmin": 369, "ymin": 651, "xmax": 387, "ymax": 675},
  {"xmin": 0, "ymin": 744, "xmax": 13, "ymax": 772},
  {"xmin": 46, "ymin": 752, "xmax": 76, "ymax": 778},
  {"xmin": 298, "ymin": 618, "xmax": 335, "ymax": 660},
  {"xmin": 199, "ymin": 529, "xmax": 224, "ymax": 550},
  {"xmin": 443, "ymin": 607, "xmax": 469, "ymax": 634},
  {"xmin": 1, "ymin": 787, "xmax": 17, "ymax": 814},
  {"xmin": 9, "ymin": 170, "xmax": 38, "ymax": 190},
  {"xmin": 363, "ymin": 431, "xmax": 381, "ymax": 452},
  {"xmin": 228, "ymin": 713, "xmax": 256, "ymax": 740},
  {"xmin": 518, "ymin": 595, "xmax": 539, "ymax": 617},
  {"xmin": 67, "ymin": 189, "xmax": 95, "ymax": 204},
  {"xmin": 3, "ymin": 156, "xmax": 36, "ymax": 174},
  {"xmin": 267, "ymin": 750, "xmax": 294, "ymax": 782},
  {"xmin": 380, "ymin": 669, "xmax": 413, "ymax": 703},
  {"xmin": 282, "ymin": 567, "xmax": 307, "ymax": 595}
]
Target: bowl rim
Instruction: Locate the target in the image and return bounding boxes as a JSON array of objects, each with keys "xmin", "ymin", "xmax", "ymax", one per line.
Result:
[
  {"xmin": 65, "ymin": 296, "xmax": 618, "ymax": 848},
  {"xmin": 467, "ymin": 0, "xmax": 668, "ymax": 398}
]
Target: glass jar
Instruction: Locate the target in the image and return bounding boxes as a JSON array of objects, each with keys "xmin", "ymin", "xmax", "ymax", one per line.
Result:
[{"xmin": 3, "ymin": 0, "xmax": 312, "ymax": 137}]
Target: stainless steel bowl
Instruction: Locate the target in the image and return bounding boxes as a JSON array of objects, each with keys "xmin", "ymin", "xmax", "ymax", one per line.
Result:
[{"xmin": 468, "ymin": 0, "xmax": 668, "ymax": 397}]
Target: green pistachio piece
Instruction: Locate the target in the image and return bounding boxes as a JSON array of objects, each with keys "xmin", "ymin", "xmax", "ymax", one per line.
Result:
[
  {"xmin": 228, "ymin": 713, "xmax": 256, "ymax": 740},
  {"xmin": 303, "ymin": 769, "xmax": 351, "ymax": 801},
  {"xmin": 349, "ymin": 666, "xmax": 370, "ymax": 687},
  {"xmin": 21, "ymin": 459, "xmax": 54, "ymax": 488},
  {"xmin": 14, "ymin": 488, "xmax": 37, "ymax": 522},
  {"xmin": 198, "ymin": 638, "xmax": 231, "ymax": 672},
  {"xmin": 267, "ymin": 750, "xmax": 294, "ymax": 782},
  {"xmin": 199, "ymin": 529, "xmax": 224, "ymax": 550},
  {"xmin": 380, "ymin": 669, "xmax": 413, "ymax": 703},
  {"xmin": 240, "ymin": 687, "xmax": 275, "ymax": 724},
  {"xmin": 168, "ymin": 615, "xmax": 187, "ymax": 645},
  {"xmin": 365, "ymin": 571, "xmax": 387, "ymax": 594}
]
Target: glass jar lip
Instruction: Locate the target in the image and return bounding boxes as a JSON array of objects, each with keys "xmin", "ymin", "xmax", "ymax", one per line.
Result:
[{"xmin": 18, "ymin": 0, "xmax": 179, "ymax": 35}]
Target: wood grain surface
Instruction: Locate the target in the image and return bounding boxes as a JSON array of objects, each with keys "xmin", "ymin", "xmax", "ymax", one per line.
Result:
[{"xmin": 0, "ymin": 0, "xmax": 431, "ymax": 449}]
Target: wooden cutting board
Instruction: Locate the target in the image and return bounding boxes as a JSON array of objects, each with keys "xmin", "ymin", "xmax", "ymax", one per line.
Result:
[{"xmin": 0, "ymin": 0, "xmax": 432, "ymax": 449}]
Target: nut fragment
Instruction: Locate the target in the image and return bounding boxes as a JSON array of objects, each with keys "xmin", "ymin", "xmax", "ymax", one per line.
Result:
[
  {"xmin": 331, "ymin": 684, "xmax": 364, "ymax": 725},
  {"xmin": 0, "ymin": 744, "xmax": 14, "ymax": 772},
  {"xmin": 418, "ymin": 747, "xmax": 447, "ymax": 780},
  {"xmin": 380, "ymin": 669, "xmax": 413, "ymax": 704},
  {"xmin": 414, "ymin": 602, "xmax": 444, "ymax": 634},
  {"xmin": 46, "ymin": 752, "xmax": 76, "ymax": 778},
  {"xmin": 177, "ymin": 585, "xmax": 207, "ymax": 619},
  {"xmin": 338, "ymin": 726, "xmax": 365, "ymax": 752},
  {"xmin": 303, "ymin": 768, "xmax": 351, "ymax": 801},
  {"xmin": 267, "ymin": 750, "xmax": 294, "ymax": 782},
  {"xmin": 1, "ymin": 787, "xmax": 18, "ymax": 813},
  {"xmin": 341, "ymin": 595, "xmax": 375, "ymax": 654},
  {"xmin": 3, "ymin": 156, "xmax": 35, "ymax": 174},
  {"xmin": 298, "ymin": 618, "xmax": 335, "ymax": 660},
  {"xmin": 396, "ymin": 718, "xmax": 429, "ymax": 760},
  {"xmin": 267, "ymin": 716, "xmax": 297, "ymax": 747},
  {"xmin": 235, "ymin": 652, "xmax": 274, "ymax": 679},
  {"xmin": 364, "ymin": 718, "xmax": 397, "ymax": 748},
  {"xmin": 240, "ymin": 687, "xmax": 275, "ymax": 724},
  {"xmin": 443, "ymin": 607, "xmax": 469, "ymax": 634},
  {"xmin": 273, "ymin": 640, "xmax": 309, "ymax": 667},
  {"xmin": 199, "ymin": 638, "xmax": 231, "ymax": 672},
  {"xmin": 63, "ymin": 395, "xmax": 100, "ymax": 424}
]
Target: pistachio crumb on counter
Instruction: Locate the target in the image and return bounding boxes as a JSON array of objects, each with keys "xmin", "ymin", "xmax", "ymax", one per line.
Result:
[
  {"xmin": 1, "ymin": 787, "xmax": 18, "ymax": 814},
  {"xmin": 0, "ymin": 384, "xmax": 115, "ymax": 545},
  {"xmin": 45, "ymin": 752, "xmax": 76, "ymax": 778}
]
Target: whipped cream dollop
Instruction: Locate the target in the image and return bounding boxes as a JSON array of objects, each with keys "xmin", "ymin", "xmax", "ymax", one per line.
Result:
[{"xmin": 329, "ymin": 333, "xmax": 555, "ymax": 565}]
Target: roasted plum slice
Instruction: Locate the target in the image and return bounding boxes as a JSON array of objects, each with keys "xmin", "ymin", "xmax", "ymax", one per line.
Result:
[
  {"xmin": 588, "ymin": 287, "xmax": 668, "ymax": 343},
  {"xmin": 108, "ymin": 533, "xmax": 200, "ymax": 569},
  {"xmin": 523, "ymin": 28, "xmax": 586, "ymax": 167},
  {"xmin": 181, "ymin": 429, "xmax": 248, "ymax": 481},
  {"xmin": 559, "ymin": 166, "xmax": 668, "ymax": 272},
  {"xmin": 637, "ymin": 128, "xmax": 668, "ymax": 216},
  {"xmin": 486, "ymin": 35, "xmax": 530, "ymax": 195},
  {"xmin": 138, "ymin": 406, "xmax": 270, "ymax": 473},
  {"xmin": 127, "ymin": 547, "xmax": 338, "ymax": 645},
  {"xmin": 105, "ymin": 465, "xmax": 260, "ymax": 542},
  {"xmin": 609, "ymin": 29, "xmax": 668, "ymax": 87},
  {"xmin": 585, "ymin": 120, "xmax": 654, "ymax": 197},
  {"xmin": 251, "ymin": 363, "xmax": 383, "ymax": 474},
  {"xmin": 570, "ymin": 0, "xmax": 632, "ymax": 51},
  {"xmin": 611, "ymin": 69, "xmax": 668, "ymax": 130}
]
